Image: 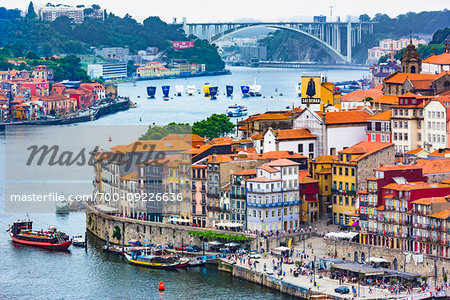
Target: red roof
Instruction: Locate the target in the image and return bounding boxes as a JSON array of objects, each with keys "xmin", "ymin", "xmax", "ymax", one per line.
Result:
[
  {"xmin": 318, "ymin": 110, "xmax": 371, "ymax": 125},
  {"xmin": 338, "ymin": 141, "xmax": 394, "ymax": 162},
  {"xmin": 275, "ymin": 128, "xmax": 316, "ymax": 140},
  {"xmin": 266, "ymin": 158, "xmax": 300, "ymax": 167}
]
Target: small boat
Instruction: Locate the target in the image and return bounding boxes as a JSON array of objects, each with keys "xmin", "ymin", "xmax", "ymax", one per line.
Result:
[
  {"xmin": 296, "ymin": 83, "xmax": 301, "ymax": 97},
  {"xmin": 55, "ymin": 199, "xmax": 70, "ymax": 214},
  {"xmin": 203, "ymin": 83, "xmax": 211, "ymax": 97},
  {"xmin": 137, "ymin": 95, "xmax": 141, "ymax": 98},
  {"xmin": 175, "ymin": 85, "xmax": 184, "ymax": 96},
  {"xmin": 72, "ymin": 234, "xmax": 85, "ymax": 246},
  {"xmin": 187, "ymin": 85, "xmax": 196, "ymax": 96},
  {"xmin": 162, "ymin": 85, "xmax": 170, "ymax": 100},
  {"xmin": 188, "ymin": 256, "xmax": 206, "ymax": 267},
  {"xmin": 241, "ymin": 86, "xmax": 250, "ymax": 98},
  {"xmin": 132, "ymin": 79, "xmax": 136, "ymax": 87},
  {"xmin": 249, "ymin": 78, "xmax": 262, "ymax": 97},
  {"xmin": 226, "ymin": 85, "xmax": 233, "ymax": 97},
  {"xmin": 209, "ymin": 86, "xmax": 218, "ymax": 100},
  {"xmin": 147, "ymin": 86, "xmax": 156, "ymax": 99},
  {"xmin": 226, "ymin": 105, "xmax": 248, "ymax": 117},
  {"xmin": 7, "ymin": 220, "xmax": 71, "ymax": 251},
  {"xmin": 124, "ymin": 252, "xmax": 189, "ymax": 269}
]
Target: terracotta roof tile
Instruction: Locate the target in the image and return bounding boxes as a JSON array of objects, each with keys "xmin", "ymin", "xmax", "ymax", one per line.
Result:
[
  {"xmin": 371, "ymin": 95, "xmax": 399, "ymax": 105},
  {"xmin": 423, "ymin": 52, "xmax": 450, "ymax": 65},
  {"xmin": 275, "ymin": 128, "xmax": 316, "ymax": 140},
  {"xmin": 261, "ymin": 151, "xmax": 307, "ymax": 160},
  {"xmin": 428, "ymin": 209, "xmax": 450, "ymax": 219},
  {"xmin": 383, "ymin": 181, "xmax": 449, "ymax": 191},
  {"xmin": 322, "ymin": 110, "xmax": 371, "ymax": 125},
  {"xmin": 338, "ymin": 141, "xmax": 393, "ymax": 162},
  {"xmin": 412, "ymin": 197, "xmax": 448, "ymax": 205},
  {"xmin": 258, "ymin": 165, "xmax": 280, "ymax": 173},
  {"xmin": 367, "ymin": 110, "xmax": 392, "ymax": 121},
  {"xmin": 234, "ymin": 169, "xmax": 257, "ymax": 176},
  {"xmin": 266, "ymin": 158, "xmax": 300, "ymax": 167},
  {"xmin": 415, "ymin": 158, "xmax": 450, "ymax": 174},
  {"xmin": 384, "ymin": 72, "xmax": 439, "ymax": 84},
  {"xmin": 341, "ymin": 84, "xmax": 383, "ymax": 102}
]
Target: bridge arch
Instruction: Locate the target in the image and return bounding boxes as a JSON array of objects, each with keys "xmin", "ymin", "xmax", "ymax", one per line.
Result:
[{"xmin": 210, "ymin": 24, "xmax": 346, "ymax": 62}]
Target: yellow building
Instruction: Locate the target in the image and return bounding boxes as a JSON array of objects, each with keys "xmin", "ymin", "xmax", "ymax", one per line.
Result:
[
  {"xmin": 136, "ymin": 61, "xmax": 181, "ymax": 78},
  {"xmin": 310, "ymin": 155, "xmax": 333, "ymax": 214}
]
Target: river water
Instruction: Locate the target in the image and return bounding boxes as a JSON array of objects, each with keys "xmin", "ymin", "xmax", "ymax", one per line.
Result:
[{"xmin": 0, "ymin": 66, "xmax": 368, "ymax": 299}]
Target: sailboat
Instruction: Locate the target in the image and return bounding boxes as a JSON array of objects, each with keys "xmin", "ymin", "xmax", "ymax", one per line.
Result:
[
  {"xmin": 209, "ymin": 86, "xmax": 218, "ymax": 100},
  {"xmin": 226, "ymin": 85, "xmax": 233, "ymax": 97},
  {"xmin": 187, "ymin": 85, "xmax": 196, "ymax": 96},
  {"xmin": 162, "ymin": 86, "xmax": 170, "ymax": 101},
  {"xmin": 241, "ymin": 86, "xmax": 250, "ymax": 98},
  {"xmin": 175, "ymin": 85, "xmax": 184, "ymax": 97},
  {"xmin": 249, "ymin": 78, "xmax": 262, "ymax": 97},
  {"xmin": 147, "ymin": 86, "xmax": 156, "ymax": 99},
  {"xmin": 203, "ymin": 83, "xmax": 211, "ymax": 97}
]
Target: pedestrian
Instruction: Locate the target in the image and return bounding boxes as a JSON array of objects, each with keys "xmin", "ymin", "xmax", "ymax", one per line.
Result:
[{"xmin": 317, "ymin": 282, "xmax": 319, "ymax": 290}]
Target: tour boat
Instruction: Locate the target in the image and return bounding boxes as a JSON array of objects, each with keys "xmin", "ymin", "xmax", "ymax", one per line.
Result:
[
  {"xmin": 72, "ymin": 234, "xmax": 85, "ymax": 247},
  {"xmin": 162, "ymin": 85, "xmax": 170, "ymax": 100},
  {"xmin": 55, "ymin": 199, "xmax": 70, "ymax": 214},
  {"xmin": 226, "ymin": 105, "xmax": 248, "ymax": 117},
  {"xmin": 124, "ymin": 252, "xmax": 189, "ymax": 269},
  {"xmin": 226, "ymin": 85, "xmax": 233, "ymax": 97},
  {"xmin": 8, "ymin": 220, "xmax": 72, "ymax": 251},
  {"xmin": 249, "ymin": 78, "xmax": 262, "ymax": 97},
  {"xmin": 241, "ymin": 86, "xmax": 250, "ymax": 98},
  {"xmin": 203, "ymin": 83, "xmax": 211, "ymax": 97},
  {"xmin": 147, "ymin": 86, "xmax": 156, "ymax": 99},
  {"xmin": 209, "ymin": 86, "xmax": 218, "ymax": 100},
  {"xmin": 175, "ymin": 85, "xmax": 184, "ymax": 96},
  {"xmin": 187, "ymin": 85, "xmax": 196, "ymax": 96}
]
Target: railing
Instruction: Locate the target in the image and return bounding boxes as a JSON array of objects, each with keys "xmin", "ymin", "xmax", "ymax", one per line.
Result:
[
  {"xmin": 247, "ymin": 200, "xmax": 301, "ymax": 208},
  {"xmin": 331, "ymin": 188, "xmax": 356, "ymax": 195}
]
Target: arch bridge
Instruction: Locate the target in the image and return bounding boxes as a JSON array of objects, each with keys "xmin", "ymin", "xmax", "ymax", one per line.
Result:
[{"xmin": 176, "ymin": 20, "xmax": 375, "ymax": 63}]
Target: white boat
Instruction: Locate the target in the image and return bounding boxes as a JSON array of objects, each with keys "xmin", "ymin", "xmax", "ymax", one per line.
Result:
[
  {"xmin": 55, "ymin": 199, "xmax": 70, "ymax": 214},
  {"xmin": 175, "ymin": 85, "xmax": 184, "ymax": 96},
  {"xmin": 226, "ymin": 105, "xmax": 248, "ymax": 117},
  {"xmin": 187, "ymin": 85, "xmax": 196, "ymax": 96},
  {"xmin": 249, "ymin": 78, "xmax": 262, "ymax": 97},
  {"xmin": 296, "ymin": 83, "xmax": 301, "ymax": 97},
  {"xmin": 72, "ymin": 234, "xmax": 85, "ymax": 246}
]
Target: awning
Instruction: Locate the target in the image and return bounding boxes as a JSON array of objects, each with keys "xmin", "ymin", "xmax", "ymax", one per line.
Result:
[
  {"xmin": 209, "ymin": 241, "xmax": 223, "ymax": 245},
  {"xmin": 352, "ymin": 221, "xmax": 359, "ymax": 226},
  {"xmin": 225, "ymin": 242, "xmax": 240, "ymax": 247},
  {"xmin": 274, "ymin": 246, "xmax": 290, "ymax": 251},
  {"xmin": 348, "ymin": 221, "xmax": 355, "ymax": 226},
  {"xmin": 368, "ymin": 257, "xmax": 389, "ymax": 263}
]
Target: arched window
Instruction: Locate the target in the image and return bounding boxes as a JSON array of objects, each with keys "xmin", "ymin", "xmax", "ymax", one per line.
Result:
[
  {"xmin": 411, "ymin": 66, "xmax": 416, "ymax": 74},
  {"xmin": 361, "ymin": 252, "xmax": 366, "ymax": 262},
  {"xmin": 393, "ymin": 258, "xmax": 398, "ymax": 270},
  {"xmin": 354, "ymin": 251, "xmax": 358, "ymax": 262}
]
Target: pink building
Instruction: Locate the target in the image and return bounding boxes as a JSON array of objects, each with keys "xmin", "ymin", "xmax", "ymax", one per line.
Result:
[{"xmin": 192, "ymin": 165, "xmax": 207, "ymax": 227}]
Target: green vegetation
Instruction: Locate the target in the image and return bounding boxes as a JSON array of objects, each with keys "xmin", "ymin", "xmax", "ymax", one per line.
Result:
[
  {"xmin": 140, "ymin": 123, "xmax": 192, "ymax": 140},
  {"xmin": 25, "ymin": 1, "xmax": 37, "ymax": 19},
  {"xmin": 112, "ymin": 225, "xmax": 121, "ymax": 241},
  {"xmin": 188, "ymin": 230, "xmax": 252, "ymax": 243},
  {"xmin": 192, "ymin": 114, "xmax": 235, "ymax": 140},
  {"xmin": 139, "ymin": 113, "xmax": 235, "ymax": 140},
  {"xmin": 430, "ymin": 27, "xmax": 450, "ymax": 44},
  {"xmin": 0, "ymin": 49, "xmax": 90, "ymax": 82},
  {"xmin": 0, "ymin": 6, "xmax": 225, "ymax": 71},
  {"xmin": 165, "ymin": 39, "xmax": 225, "ymax": 71}
]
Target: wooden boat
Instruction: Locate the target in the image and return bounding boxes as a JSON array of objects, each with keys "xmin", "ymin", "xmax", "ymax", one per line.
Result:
[{"xmin": 124, "ymin": 252, "xmax": 189, "ymax": 269}]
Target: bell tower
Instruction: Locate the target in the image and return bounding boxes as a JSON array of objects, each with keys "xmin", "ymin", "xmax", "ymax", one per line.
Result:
[{"xmin": 400, "ymin": 38, "xmax": 421, "ymax": 74}]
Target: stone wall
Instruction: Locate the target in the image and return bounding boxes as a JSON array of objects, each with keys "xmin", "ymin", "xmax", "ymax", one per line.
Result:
[
  {"xmin": 325, "ymin": 240, "xmax": 450, "ymax": 282},
  {"xmin": 357, "ymin": 145, "xmax": 395, "ymax": 191},
  {"xmin": 86, "ymin": 204, "xmax": 257, "ymax": 248}
]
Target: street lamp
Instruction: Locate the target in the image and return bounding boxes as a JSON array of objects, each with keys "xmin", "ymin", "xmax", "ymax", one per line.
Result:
[{"xmin": 313, "ymin": 256, "xmax": 316, "ymax": 286}]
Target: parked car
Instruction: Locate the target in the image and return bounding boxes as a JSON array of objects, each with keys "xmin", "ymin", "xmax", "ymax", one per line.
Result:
[
  {"xmin": 248, "ymin": 251, "xmax": 261, "ymax": 259},
  {"xmin": 174, "ymin": 244, "xmax": 188, "ymax": 251},
  {"xmin": 334, "ymin": 286, "xmax": 350, "ymax": 294},
  {"xmin": 186, "ymin": 245, "xmax": 201, "ymax": 252}
]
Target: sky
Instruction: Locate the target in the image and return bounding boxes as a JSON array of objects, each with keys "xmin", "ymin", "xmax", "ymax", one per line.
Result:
[{"xmin": 2, "ymin": 0, "xmax": 449, "ymax": 23}]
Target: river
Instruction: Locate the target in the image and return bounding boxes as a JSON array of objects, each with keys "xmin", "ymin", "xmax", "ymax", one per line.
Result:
[{"xmin": 0, "ymin": 66, "xmax": 368, "ymax": 299}]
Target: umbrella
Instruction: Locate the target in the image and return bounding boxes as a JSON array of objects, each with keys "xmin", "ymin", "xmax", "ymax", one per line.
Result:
[
  {"xmin": 209, "ymin": 241, "xmax": 223, "ymax": 245},
  {"xmin": 225, "ymin": 242, "xmax": 240, "ymax": 247},
  {"xmin": 274, "ymin": 246, "xmax": 290, "ymax": 251}
]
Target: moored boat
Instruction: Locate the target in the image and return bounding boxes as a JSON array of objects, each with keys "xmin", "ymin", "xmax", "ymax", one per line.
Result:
[
  {"xmin": 124, "ymin": 252, "xmax": 189, "ymax": 269},
  {"xmin": 241, "ymin": 86, "xmax": 250, "ymax": 98},
  {"xmin": 147, "ymin": 86, "xmax": 156, "ymax": 99},
  {"xmin": 226, "ymin": 85, "xmax": 233, "ymax": 97},
  {"xmin": 8, "ymin": 220, "xmax": 71, "ymax": 251},
  {"xmin": 226, "ymin": 105, "xmax": 248, "ymax": 117},
  {"xmin": 209, "ymin": 86, "xmax": 218, "ymax": 100},
  {"xmin": 249, "ymin": 78, "xmax": 262, "ymax": 97},
  {"xmin": 175, "ymin": 85, "xmax": 184, "ymax": 96},
  {"xmin": 72, "ymin": 234, "xmax": 85, "ymax": 247},
  {"xmin": 162, "ymin": 85, "xmax": 170, "ymax": 100},
  {"xmin": 187, "ymin": 85, "xmax": 196, "ymax": 96},
  {"xmin": 203, "ymin": 83, "xmax": 211, "ymax": 97},
  {"xmin": 55, "ymin": 199, "xmax": 70, "ymax": 214}
]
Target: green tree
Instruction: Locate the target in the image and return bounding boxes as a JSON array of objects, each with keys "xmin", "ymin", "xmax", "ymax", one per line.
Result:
[
  {"xmin": 25, "ymin": 50, "xmax": 39, "ymax": 59},
  {"xmin": 140, "ymin": 122, "xmax": 192, "ymax": 140},
  {"xmin": 430, "ymin": 27, "xmax": 450, "ymax": 44},
  {"xmin": 25, "ymin": 1, "xmax": 37, "ymax": 19},
  {"xmin": 112, "ymin": 225, "xmax": 121, "ymax": 241},
  {"xmin": 192, "ymin": 114, "xmax": 235, "ymax": 140},
  {"xmin": 359, "ymin": 14, "xmax": 371, "ymax": 22}
]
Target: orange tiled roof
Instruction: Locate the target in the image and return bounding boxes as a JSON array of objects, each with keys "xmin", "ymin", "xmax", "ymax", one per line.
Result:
[
  {"xmin": 234, "ymin": 169, "xmax": 257, "ymax": 176},
  {"xmin": 383, "ymin": 181, "xmax": 449, "ymax": 191},
  {"xmin": 338, "ymin": 141, "xmax": 393, "ymax": 162},
  {"xmin": 261, "ymin": 151, "xmax": 307, "ymax": 160},
  {"xmin": 162, "ymin": 134, "xmax": 204, "ymax": 142},
  {"xmin": 275, "ymin": 128, "xmax": 316, "ymax": 140},
  {"xmin": 428, "ymin": 209, "xmax": 450, "ymax": 219},
  {"xmin": 251, "ymin": 134, "xmax": 263, "ymax": 140},
  {"xmin": 322, "ymin": 110, "xmax": 371, "ymax": 125},
  {"xmin": 406, "ymin": 148, "xmax": 424, "ymax": 155},
  {"xmin": 376, "ymin": 164, "xmax": 419, "ymax": 171},
  {"xmin": 247, "ymin": 177, "xmax": 280, "ymax": 183},
  {"xmin": 415, "ymin": 158, "xmax": 450, "ymax": 174},
  {"xmin": 317, "ymin": 168, "xmax": 332, "ymax": 174},
  {"xmin": 367, "ymin": 110, "xmax": 392, "ymax": 121},
  {"xmin": 341, "ymin": 84, "xmax": 383, "ymax": 102},
  {"xmin": 258, "ymin": 165, "xmax": 280, "ymax": 173},
  {"xmin": 266, "ymin": 158, "xmax": 300, "ymax": 167},
  {"xmin": 412, "ymin": 197, "xmax": 448, "ymax": 205},
  {"xmin": 423, "ymin": 52, "xmax": 450, "ymax": 65},
  {"xmin": 313, "ymin": 155, "xmax": 334, "ymax": 163},
  {"xmin": 376, "ymin": 205, "xmax": 385, "ymax": 210},
  {"xmin": 299, "ymin": 170, "xmax": 318, "ymax": 184},
  {"xmin": 384, "ymin": 72, "xmax": 439, "ymax": 84},
  {"xmin": 121, "ymin": 172, "xmax": 137, "ymax": 181},
  {"xmin": 371, "ymin": 95, "xmax": 399, "ymax": 105}
]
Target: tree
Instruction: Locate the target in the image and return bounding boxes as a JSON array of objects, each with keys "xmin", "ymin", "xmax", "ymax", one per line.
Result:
[
  {"xmin": 25, "ymin": 50, "xmax": 39, "ymax": 59},
  {"xmin": 112, "ymin": 225, "xmax": 121, "ymax": 241},
  {"xmin": 140, "ymin": 122, "xmax": 192, "ymax": 140},
  {"xmin": 192, "ymin": 114, "xmax": 235, "ymax": 140},
  {"xmin": 430, "ymin": 27, "xmax": 450, "ymax": 44},
  {"xmin": 359, "ymin": 14, "xmax": 371, "ymax": 22},
  {"xmin": 25, "ymin": 1, "xmax": 37, "ymax": 19}
]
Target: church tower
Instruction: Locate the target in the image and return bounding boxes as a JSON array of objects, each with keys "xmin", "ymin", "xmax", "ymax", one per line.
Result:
[{"xmin": 400, "ymin": 39, "xmax": 421, "ymax": 74}]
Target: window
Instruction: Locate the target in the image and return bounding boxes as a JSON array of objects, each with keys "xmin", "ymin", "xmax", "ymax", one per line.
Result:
[
  {"xmin": 404, "ymin": 121, "xmax": 408, "ymax": 129},
  {"xmin": 298, "ymin": 144, "xmax": 303, "ymax": 153},
  {"xmin": 404, "ymin": 133, "xmax": 408, "ymax": 141},
  {"xmin": 339, "ymin": 167, "xmax": 342, "ymax": 175},
  {"xmin": 393, "ymin": 121, "xmax": 397, "ymax": 128},
  {"xmin": 393, "ymin": 133, "xmax": 397, "ymax": 140},
  {"xmin": 418, "ymin": 133, "xmax": 421, "ymax": 141},
  {"xmin": 333, "ymin": 167, "xmax": 336, "ymax": 175},
  {"xmin": 351, "ymin": 168, "xmax": 355, "ymax": 177},
  {"xmin": 309, "ymin": 143, "xmax": 314, "ymax": 153},
  {"xmin": 418, "ymin": 121, "xmax": 421, "ymax": 129},
  {"xmin": 345, "ymin": 168, "xmax": 349, "ymax": 176}
]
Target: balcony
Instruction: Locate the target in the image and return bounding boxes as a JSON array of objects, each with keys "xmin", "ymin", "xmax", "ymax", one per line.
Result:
[
  {"xmin": 247, "ymin": 200, "xmax": 301, "ymax": 208},
  {"xmin": 231, "ymin": 193, "xmax": 246, "ymax": 199},
  {"xmin": 331, "ymin": 188, "xmax": 356, "ymax": 196}
]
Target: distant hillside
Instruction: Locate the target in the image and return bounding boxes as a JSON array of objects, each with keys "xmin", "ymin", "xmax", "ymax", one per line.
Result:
[
  {"xmin": 261, "ymin": 10, "xmax": 450, "ymax": 64},
  {"xmin": 0, "ymin": 9, "xmax": 225, "ymax": 71}
]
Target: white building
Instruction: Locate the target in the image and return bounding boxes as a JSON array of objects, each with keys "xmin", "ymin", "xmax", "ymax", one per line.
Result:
[
  {"xmin": 293, "ymin": 108, "xmax": 371, "ymax": 156},
  {"xmin": 422, "ymin": 43, "xmax": 450, "ymax": 74},
  {"xmin": 263, "ymin": 128, "xmax": 317, "ymax": 158},
  {"xmin": 424, "ymin": 99, "xmax": 447, "ymax": 151},
  {"xmin": 87, "ymin": 62, "xmax": 127, "ymax": 80},
  {"xmin": 246, "ymin": 159, "xmax": 300, "ymax": 232}
]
